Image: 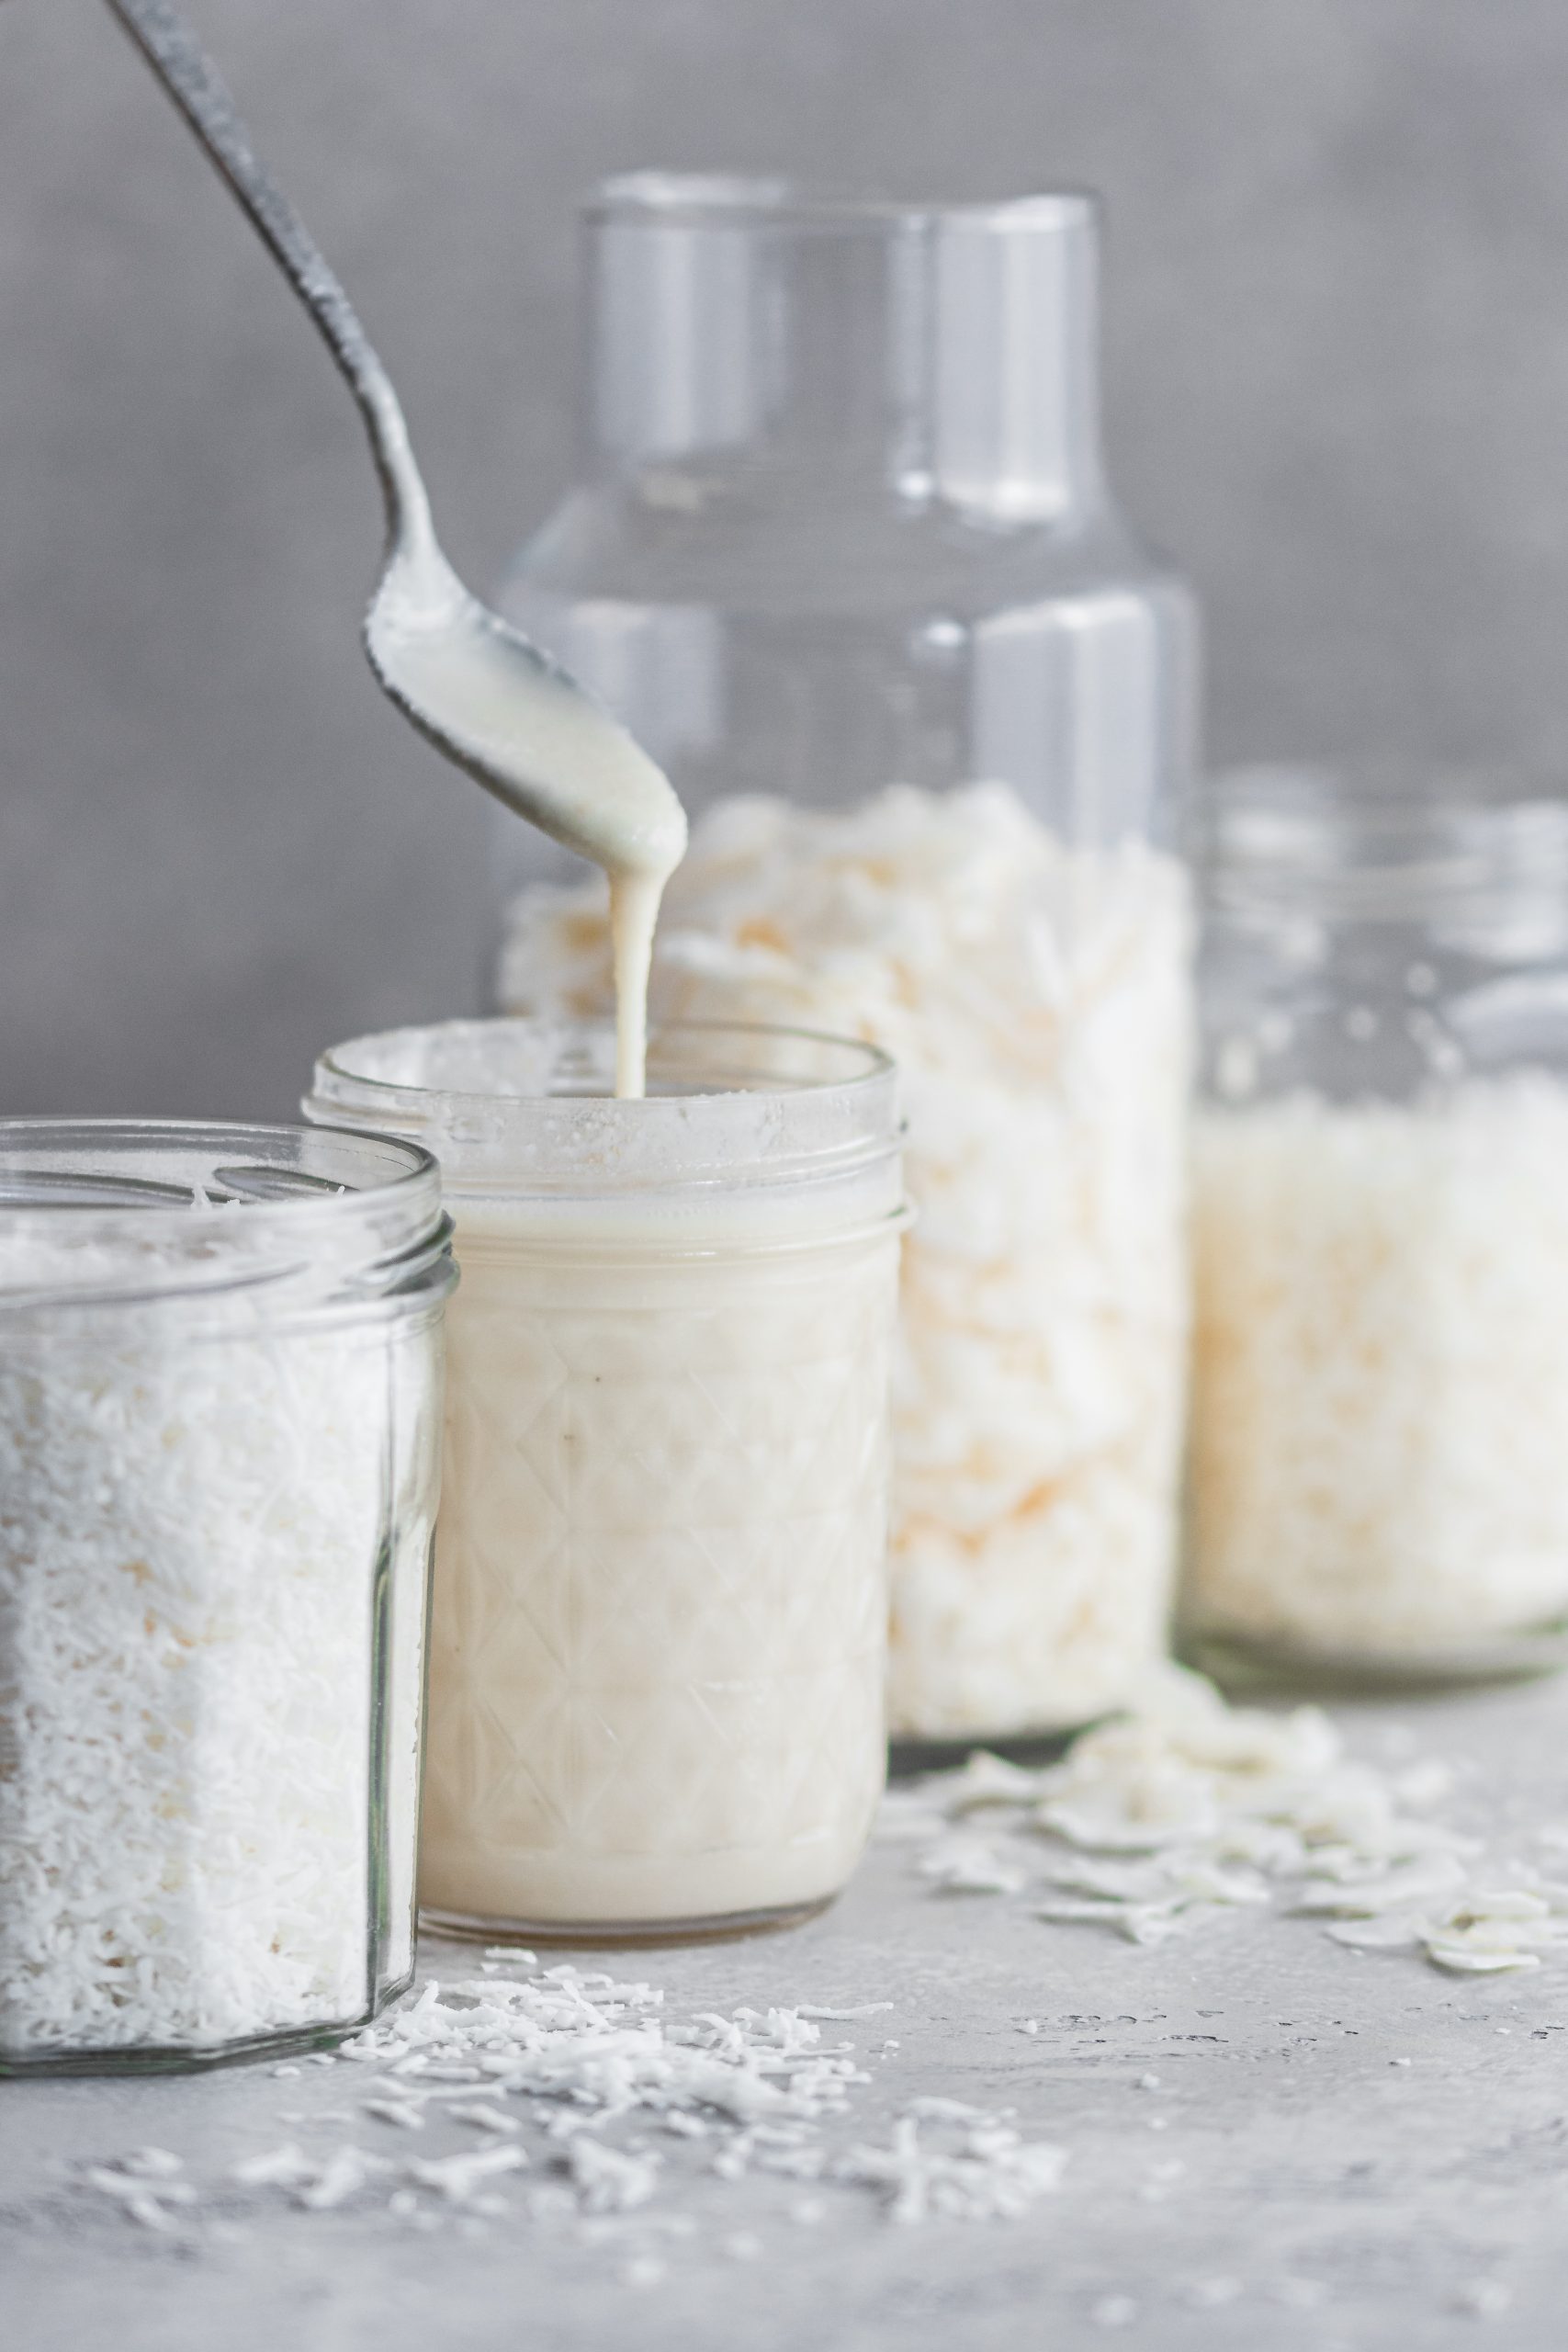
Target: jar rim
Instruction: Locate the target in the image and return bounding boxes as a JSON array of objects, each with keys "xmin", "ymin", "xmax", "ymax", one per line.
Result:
[
  {"xmin": 0, "ymin": 1118, "xmax": 447, "ymax": 1309},
  {"xmin": 586, "ymin": 173, "xmax": 1098, "ymax": 237},
  {"xmin": 306, "ymin": 1018, "xmax": 903, "ymax": 1198},
  {"xmin": 1198, "ymin": 764, "xmax": 1568, "ymax": 927}
]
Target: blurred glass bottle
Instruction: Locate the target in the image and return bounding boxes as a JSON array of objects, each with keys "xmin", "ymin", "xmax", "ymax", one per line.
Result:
[
  {"xmin": 497, "ymin": 175, "xmax": 1191, "ymax": 857},
  {"xmin": 494, "ymin": 177, "xmax": 1198, "ymax": 1745},
  {"xmin": 1186, "ymin": 765, "xmax": 1568, "ymax": 1689}
]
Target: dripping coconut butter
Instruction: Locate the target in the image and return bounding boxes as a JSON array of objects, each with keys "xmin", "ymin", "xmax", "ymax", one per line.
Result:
[{"xmin": 369, "ymin": 597, "xmax": 687, "ymax": 1096}]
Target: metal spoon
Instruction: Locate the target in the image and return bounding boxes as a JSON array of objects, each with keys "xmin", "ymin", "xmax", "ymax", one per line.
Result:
[{"xmin": 105, "ymin": 0, "xmax": 687, "ymax": 896}]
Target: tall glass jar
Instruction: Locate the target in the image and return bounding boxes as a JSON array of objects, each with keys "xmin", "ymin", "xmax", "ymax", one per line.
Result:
[
  {"xmin": 306, "ymin": 1018, "xmax": 905, "ymax": 1942},
  {"xmin": 0, "ymin": 1121, "xmax": 453, "ymax": 2074},
  {"xmin": 494, "ymin": 178, "xmax": 1196, "ymax": 1745},
  {"xmin": 1185, "ymin": 768, "xmax": 1568, "ymax": 1686}
]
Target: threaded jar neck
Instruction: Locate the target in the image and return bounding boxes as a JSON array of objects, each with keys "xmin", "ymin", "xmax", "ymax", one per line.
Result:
[
  {"xmin": 1199, "ymin": 766, "xmax": 1568, "ymax": 959},
  {"xmin": 0, "ymin": 1121, "xmax": 452, "ymax": 1326},
  {"xmin": 305, "ymin": 1017, "xmax": 908, "ymax": 1250}
]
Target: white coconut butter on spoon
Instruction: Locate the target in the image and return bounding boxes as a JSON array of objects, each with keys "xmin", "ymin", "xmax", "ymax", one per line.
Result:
[
  {"xmin": 365, "ymin": 552, "xmax": 684, "ymax": 1099},
  {"xmin": 107, "ymin": 0, "xmax": 685, "ymax": 1098}
]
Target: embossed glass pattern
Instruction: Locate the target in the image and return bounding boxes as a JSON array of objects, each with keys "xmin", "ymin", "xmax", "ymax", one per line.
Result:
[{"xmin": 306, "ymin": 1020, "xmax": 905, "ymax": 1943}]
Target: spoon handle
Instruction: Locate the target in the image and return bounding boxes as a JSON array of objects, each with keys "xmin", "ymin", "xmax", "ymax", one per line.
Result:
[{"xmin": 106, "ymin": 0, "xmax": 434, "ymax": 553}]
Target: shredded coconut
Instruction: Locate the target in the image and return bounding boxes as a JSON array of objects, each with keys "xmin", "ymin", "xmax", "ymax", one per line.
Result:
[
  {"xmin": 499, "ymin": 782, "xmax": 1192, "ymax": 1737},
  {"xmin": 833, "ymin": 2112, "xmax": 1066, "ymax": 2223},
  {"xmin": 407, "ymin": 2144, "xmax": 530, "ymax": 2204},
  {"xmin": 59, "ymin": 1961, "xmax": 1065, "ymax": 2262},
  {"xmin": 51, "ymin": 1679, "xmax": 1542, "ymax": 2282},
  {"xmin": 1188, "ymin": 1078, "xmax": 1568, "ymax": 1660},
  {"xmin": 83, "ymin": 2160, "xmax": 197, "ymax": 2233},
  {"xmin": 884, "ymin": 1668, "xmax": 1568, "ymax": 1974},
  {"xmin": 0, "ymin": 1302, "xmax": 439, "ymax": 2060}
]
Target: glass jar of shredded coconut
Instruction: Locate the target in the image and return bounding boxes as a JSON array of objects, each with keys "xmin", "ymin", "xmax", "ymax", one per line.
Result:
[
  {"xmin": 306, "ymin": 1018, "xmax": 906, "ymax": 1943},
  {"xmin": 0, "ymin": 1121, "xmax": 453, "ymax": 2075},
  {"xmin": 1185, "ymin": 767, "xmax": 1568, "ymax": 1685},
  {"xmin": 491, "ymin": 179, "xmax": 1197, "ymax": 1744}
]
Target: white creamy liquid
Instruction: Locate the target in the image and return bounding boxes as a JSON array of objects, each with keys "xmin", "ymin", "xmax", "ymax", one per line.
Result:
[
  {"xmin": 367, "ymin": 566, "xmax": 687, "ymax": 1096},
  {"xmin": 417, "ymin": 1191, "xmax": 901, "ymax": 1932},
  {"xmin": 606, "ymin": 869, "xmax": 665, "ymax": 1102}
]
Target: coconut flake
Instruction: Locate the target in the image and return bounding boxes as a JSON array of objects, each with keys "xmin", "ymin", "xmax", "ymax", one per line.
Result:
[
  {"xmin": 834, "ymin": 2109, "xmax": 1067, "ymax": 2224},
  {"xmin": 0, "ymin": 1291, "xmax": 437, "ymax": 2058},
  {"xmin": 1190, "ymin": 1081, "xmax": 1568, "ymax": 1657},
  {"xmin": 889, "ymin": 1669, "xmax": 1564, "ymax": 1978},
  {"xmin": 918, "ymin": 1838, "xmax": 1030, "ymax": 1896},
  {"xmin": 406, "ymin": 2145, "xmax": 528, "ymax": 2205}
]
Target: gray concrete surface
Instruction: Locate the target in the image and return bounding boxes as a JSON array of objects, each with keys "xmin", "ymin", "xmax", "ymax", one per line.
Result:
[
  {"xmin": 6, "ymin": 1676, "xmax": 1568, "ymax": 2351},
  {"xmin": 6, "ymin": 3, "xmax": 1568, "ymax": 1118}
]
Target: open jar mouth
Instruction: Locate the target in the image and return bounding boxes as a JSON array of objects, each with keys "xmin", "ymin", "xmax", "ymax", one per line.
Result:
[
  {"xmin": 1199, "ymin": 764, "xmax": 1568, "ymax": 937},
  {"xmin": 0, "ymin": 1119, "xmax": 450, "ymax": 1318},
  {"xmin": 307, "ymin": 1017, "xmax": 904, "ymax": 1198},
  {"xmin": 588, "ymin": 173, "xmax": 1097, "ymax": 235}
]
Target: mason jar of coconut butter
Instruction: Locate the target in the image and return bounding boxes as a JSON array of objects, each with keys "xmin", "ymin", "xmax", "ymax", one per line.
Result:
[{"xmin": 307, "ymin": 1016, "xmax": 906, "ymax": 1942}]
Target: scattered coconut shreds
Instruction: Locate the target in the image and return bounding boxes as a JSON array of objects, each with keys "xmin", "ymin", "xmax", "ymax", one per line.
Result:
[
  {"xmin": 56, "ymin": 1675, "xmax": 1558, "ymax": 2279},
  {"xmin": 298, "ymin": 2147, "xmax": 389, "ymax": 2213},
  {"xmin": 563, "ymin": 2139, "xmax": 658, "ymax": 2215},
  {"xmin": 918, "ymin": 1838, "xmax": 1030, "ymax": 1896},
  {"xmin": 62, "ymin": 1965, "xmax": 1064, "ymax": 2260},
  {"xmin": 405, "ymin": 2145, "xmax": 528, "ymax": 2205},
  {"xmin": 889, "ymin": 1668, "xmax": 1568, "ymax": 1975},
  {"xmin": 82, "ymin": 2163, "xmax": 197, "ymax": 2232},
  {"xmin": 444, "ymin": 2105, "xmax": 522, "ymax": 2135},
  {"xmin": 834, "ymin": 2114, "xmax": 1067, "ymax": 2225},
  {"xmin": 231, "ymin": 2145, "xmax": 315, "ymax": 2189}
]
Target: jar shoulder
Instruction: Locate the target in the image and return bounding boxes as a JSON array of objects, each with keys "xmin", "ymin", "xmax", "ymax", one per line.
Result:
[{"xmin": 502, "ymin": 482, "xmax": 1190, "ymax": 628}]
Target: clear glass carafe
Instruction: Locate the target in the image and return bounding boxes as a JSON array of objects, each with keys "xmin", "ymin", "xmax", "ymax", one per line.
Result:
[
  {"xmin": 1185, "ymin": 766, "xmax": 1568, "ymax": 1688},
  {"xmin": 494, "ymin": 178, "xmax": 1197, "ymax": 1745}
]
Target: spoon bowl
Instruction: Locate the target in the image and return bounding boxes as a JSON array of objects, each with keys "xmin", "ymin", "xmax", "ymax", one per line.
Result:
[{"xmin": 363, "ymin": 544, "xmax": 687, "ymax": 879}]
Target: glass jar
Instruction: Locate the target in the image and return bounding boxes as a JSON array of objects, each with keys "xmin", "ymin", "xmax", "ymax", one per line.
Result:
[
  {"xmin": 1185, "ymin": 767, "xmax": 1568, "ymax": 1686},
  {"xmin": 306, "ymin": 1018, "xmax": 906, "ymax": 1942},
  {"xmin": 492, "ymin": 177, "xmax": 1196, "ymax": 1745},
  {"xmin": 0, "ymin": 1121, "xmax": 453, "ymax": 2075}
]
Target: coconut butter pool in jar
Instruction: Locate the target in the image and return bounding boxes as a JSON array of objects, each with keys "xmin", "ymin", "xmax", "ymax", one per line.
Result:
[{"xmin": 307, "ymin": 1018, "xmax": 905, "ymax": 1940}]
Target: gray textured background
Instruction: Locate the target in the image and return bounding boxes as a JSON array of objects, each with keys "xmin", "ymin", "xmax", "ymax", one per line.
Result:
[{"xmin": 4, "ymin": 0, "xmax": 1568, "ymax": 1118}]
